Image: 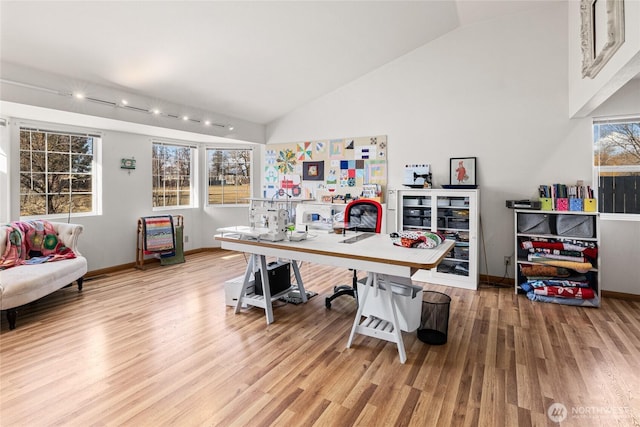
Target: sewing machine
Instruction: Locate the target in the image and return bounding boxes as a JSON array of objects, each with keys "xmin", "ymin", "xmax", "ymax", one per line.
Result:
[
  {"xmin": 249, "ymin": 206, "xmax": 289, "ymax": 241},
  {"xmin": 295, "ymin": 203, "xmax": 335, "ymax": 232}
]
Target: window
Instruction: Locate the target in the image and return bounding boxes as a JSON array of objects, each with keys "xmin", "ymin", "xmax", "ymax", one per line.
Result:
[
  {"xmin": 593, "ymin": 118, "xmax": 640, "ymax": 214},
  {"xmin": 152, "ymin": 142, "xmax": 197, "ymax": 208},
  {"xmin": 207, "ymin": 148, "xmax": 252, "ymax": 205},
  {"xmin": 19, "ymin": 127, "xmax": 98, "ymax": 217}
]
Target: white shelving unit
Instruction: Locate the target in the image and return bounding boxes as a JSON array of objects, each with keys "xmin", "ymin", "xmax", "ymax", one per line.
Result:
[
  {"xmin": 396, "ymin": 188, "xmax": 479, "ymax": 290},
  {"xmin": 514, "ymin": 210, "xmax": 600, "ymax": 306}
]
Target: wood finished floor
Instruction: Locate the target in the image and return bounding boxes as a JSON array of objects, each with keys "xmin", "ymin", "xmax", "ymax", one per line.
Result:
[{"xmin": 1, "ymin": 250, "xmax": 639, "ymax": 427}]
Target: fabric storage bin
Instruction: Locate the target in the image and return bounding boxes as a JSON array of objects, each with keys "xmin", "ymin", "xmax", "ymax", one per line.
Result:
[
  {"xmin": 403, "ymin": 216, "xmax": 422, "ymax": 226},
  {"xmin": 403, "ymin": 198, "xmax": 420, "ymax": 206},
  {"xmin": 556, "ymin": 215, "xmax": 594, "ymax": 238},
  {"xmin": 517, "ymin": 213, "xmax": 551, "ymax": 234},
  {"xmin": 584, "ymin": 198, "xmax": 597, "ymax": 212},
  {"xmin": 357, "ymin": 278, "xmax": 423, "ymax": 332},
  {"xmin": 540, "ymin": 197, "xmax": 553, "ymax": 211},
  {"xmin": 422, "ymin": 218, "xmax": 432, "ymax": 227},
  {"xmin": 450, "ymin": 198, "xmax": 468, "ymax": 207},
  {"xmin": 451, "ymin": 209, "xmax": 469, "ymax": 218},
  {"xmin": 569, "ymin": 198, "xmax": 583, "ymax": 211},
  {"xmin": 448, "ymin": 219, "xmax": 469, "ymax": 229},
  {"xmin": 556, "ymin": 198, "xmax": 569, "ymax": 211},
  {"xmin": 405, "ymin": 208, "xmax": 423, "ymax": 216},
  {"xmin": 454, "ymin": 246, "xmax": 469, "ymax": 260},
  {"xmin": 437, "ymin": 260, "xmax": 469, "ymax": 276}
]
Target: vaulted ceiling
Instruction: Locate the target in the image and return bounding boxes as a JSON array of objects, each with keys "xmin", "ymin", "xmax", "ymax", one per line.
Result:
[{"xmin": 0, "ymin": 1, "xmax": 559, "ymax": 126}]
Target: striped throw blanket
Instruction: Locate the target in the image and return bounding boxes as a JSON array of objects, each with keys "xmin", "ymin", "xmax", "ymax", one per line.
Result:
[{"xmin": 142, "ymin": 216, "xmax": 175, "ymax": 254}]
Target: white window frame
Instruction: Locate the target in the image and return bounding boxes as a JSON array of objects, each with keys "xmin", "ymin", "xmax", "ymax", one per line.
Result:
[
  {"xmin": 18, "ymin": 122, "xmax": 102, "ymax": 219},
  {"xmin": 593, "ymin": 115, "xmax": 640, "ymax": 221},
  {"xmin": 206, "ymin": 147, "xmax": 253, "ymax": 206},
  {"xmin": 152, "ymin": 140, "xmax": 199, "ymax": 210}
]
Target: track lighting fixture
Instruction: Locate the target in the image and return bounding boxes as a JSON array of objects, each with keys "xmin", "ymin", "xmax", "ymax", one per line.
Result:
[{"xmin": 0, "ymin": 78, "xmax": 236, "ymax": 132}]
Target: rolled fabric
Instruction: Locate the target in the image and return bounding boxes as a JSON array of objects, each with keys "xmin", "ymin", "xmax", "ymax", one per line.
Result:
[
  {"xmin": 533, "ymin": 286, "xmax": 595, "ymax": 299},
  {"xmin": 526, "ymin": 255, "xmax": 592, "ymax": 273},
  {"xmin": 391, "ymin": 230, "xmax": 445, "ymax": 249},
  {"xmin": 520, "ymin": 265, "xmax": 570, "ymax": 278}
]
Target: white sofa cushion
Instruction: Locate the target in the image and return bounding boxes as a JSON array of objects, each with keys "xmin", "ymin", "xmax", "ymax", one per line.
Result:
[{"xmin": 0, "ymin": 256, "xmax": 87, "ymax": 309}]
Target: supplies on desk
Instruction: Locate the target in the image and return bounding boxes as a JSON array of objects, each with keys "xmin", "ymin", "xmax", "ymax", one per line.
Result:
[{"xmin": 391, "ymin": 230, "xmax": 446, "ymax": 249}]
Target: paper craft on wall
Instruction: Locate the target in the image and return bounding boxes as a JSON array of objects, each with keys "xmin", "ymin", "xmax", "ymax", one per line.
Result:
[
  {"xmin": 297, "ymin": 142, "xmax": 312, "ymax": 161},
  {"xmin": 329, "ymin": 139, "xmax": 344, "ymax": 159},
  {"xmin": 264, "ymin": 135, "xmax": 387, "ymax": 201},
  {"xmin": 404, "ymin": 164, "xmax": 431, "ymax": 188},
  {"xmin": 303, "ymin": 161, "xmax": 324, "ymax": 181}
]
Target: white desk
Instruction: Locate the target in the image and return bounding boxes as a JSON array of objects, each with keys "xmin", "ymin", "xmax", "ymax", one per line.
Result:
[{"xmin": 215, "ymin": 229, "xmax": 453, "ymax": 363}]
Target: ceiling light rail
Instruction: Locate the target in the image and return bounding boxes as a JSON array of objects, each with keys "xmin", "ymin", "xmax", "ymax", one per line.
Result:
[{"xmin": 0, "ymin": 78, "xmax": 234, "ymax": 132}]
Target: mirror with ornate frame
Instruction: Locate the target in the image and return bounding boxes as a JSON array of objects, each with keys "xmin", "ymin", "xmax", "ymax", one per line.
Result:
[{"xmin": 580, "ymin": 0, "xmax": 625, "ymax": 78}]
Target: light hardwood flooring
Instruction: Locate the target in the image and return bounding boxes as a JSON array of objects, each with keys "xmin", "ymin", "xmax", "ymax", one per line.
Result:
[{"xmin": 1, "ymin": 250, "xmax": 639, "ymax": 426}]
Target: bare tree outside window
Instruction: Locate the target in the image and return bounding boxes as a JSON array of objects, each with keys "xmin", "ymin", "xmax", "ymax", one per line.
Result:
[
  {"xmin": 207, "ymin": 148, "xmax": 252, "ymax": 204},
  {"xmin": 594, "ymin": 119, "xmax": 640, "ymax": 214},
  {"xmin": 152, "ymin": 142, "xmax": 195, "ymax": 208},
  {"xmin": 19, "ymin": 128, "xmax": 96, "ymax": 217}
]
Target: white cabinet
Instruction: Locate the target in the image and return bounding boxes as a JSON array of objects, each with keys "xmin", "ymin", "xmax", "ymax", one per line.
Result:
[
  {"xmin": 514, "ymin": 210, "xmax": 600, "ymax": 307},
  {"xmin": 397, "ymin": 189, "xmax": 479, "ymax": 290}
]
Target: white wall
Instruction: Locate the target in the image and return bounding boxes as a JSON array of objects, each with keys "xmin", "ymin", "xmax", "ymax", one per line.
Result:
[
  {"xmin": 0, "ymin": 116, "xmax": 10, "ymax": 223},
  {"xmin": 266, "ymin": 3, "xmax": 639, "ymax": 293},
  {"xmin": 591, "ymin": 78, "xmax": 640, "ymax": 295},
  {"xmin": 2, "ymin": 2, "xmax": 637, "ymax": 293},
  {"xmin": 3, "ymin": 110, "xmax": 260, "ymax": 272}
]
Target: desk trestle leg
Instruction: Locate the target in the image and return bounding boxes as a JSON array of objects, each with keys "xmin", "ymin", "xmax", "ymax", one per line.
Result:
[
  {"xmin": 234, "ymin": 256, "xmax": 256, "ymax": 314},
  {"xmin": 234, "ymin": 255, "xmax": 307, "ymax": 325},
  {"xmin": 347, "ymin": 273, "xmax": 407, "ymax": 364}
]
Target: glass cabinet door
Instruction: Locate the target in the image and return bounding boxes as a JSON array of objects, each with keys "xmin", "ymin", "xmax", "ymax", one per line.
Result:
[
  {"xmin": 401, "ymin": 195, "xmax": 432, "ymax": 231},
  {"xmin": 397, "ymin": 189, "xmax": 478, "ymax": 290},
  {"xmin": 436, "ymin": 196, "xmax": 470, "ymax": 276}
]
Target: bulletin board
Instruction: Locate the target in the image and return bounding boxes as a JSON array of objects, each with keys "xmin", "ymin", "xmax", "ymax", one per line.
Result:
[{"xmin": 263, "ymin": 135, "xmax": 387, "ymax": 201}]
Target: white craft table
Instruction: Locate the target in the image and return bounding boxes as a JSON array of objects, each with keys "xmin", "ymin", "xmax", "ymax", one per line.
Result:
[{"xmin": 215, "ymin": 228, "xmax": 453, "ymax": 363}]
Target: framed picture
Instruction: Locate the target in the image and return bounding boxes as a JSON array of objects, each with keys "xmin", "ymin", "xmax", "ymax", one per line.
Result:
[
  {"xmin": 449, "ymin": 157, "xmax": 477, "ymax": 187},
  {"xmin": 580, "ymin": 0, "xmax": 625, "ymax": 78},
  {"xmin": 302, "ymin": 161, "xmax": 324, "ymax": 181}
]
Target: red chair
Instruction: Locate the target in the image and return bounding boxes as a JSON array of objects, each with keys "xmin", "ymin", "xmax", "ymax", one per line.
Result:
[{"xmin": 325, "ymin": 199, "xmax": 382, "ymax": 308}]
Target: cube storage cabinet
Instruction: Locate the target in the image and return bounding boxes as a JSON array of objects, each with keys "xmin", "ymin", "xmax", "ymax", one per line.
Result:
[{"xmin": 397, "ymin": 189, "xmax": 479, "ymax": 290}]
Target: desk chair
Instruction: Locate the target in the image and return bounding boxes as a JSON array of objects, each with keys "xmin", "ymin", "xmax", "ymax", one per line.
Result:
[{"xmin": 325, "ymin": 199, "xmax": 382, "ymax": 309}]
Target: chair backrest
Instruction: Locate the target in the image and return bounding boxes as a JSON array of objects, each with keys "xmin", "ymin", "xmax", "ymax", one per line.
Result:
[{"xmin": 344, "ymin": 199, "xmax": 382, "ymax": 233}]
